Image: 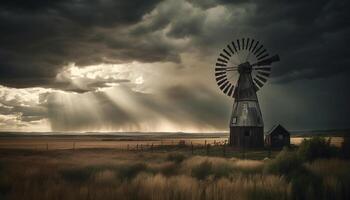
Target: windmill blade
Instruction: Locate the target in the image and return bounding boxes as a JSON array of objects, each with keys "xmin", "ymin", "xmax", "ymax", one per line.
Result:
[
  {"xmin": 223, "ymin": 48, "xmax": 231, "ymax": 57},
  {"xmin": 228, "ymin": 85, "xmax": 235, "ymax": 96},
  {"xmin": 256, "ymin": 74, "xmax": 267, "ymax": 83},
  {"xmin": 219, "ymin": 81, "xmax": 229, "ymax": 90},
  {"xmin": 215, "ymin": 72, "xmax": 226, "ymax": 77},
  {"xmin": 249, "ymin": 39, "xmax": 255, "ymax": 51},
  {"xmin": 215, "ymin": 62, "xmax": 226, "ymax": 67},
  {"xmin": 226, "ymin": 68, "xmax": 238, "ymax": 72},
  {"xmin": 237, "ymin": 39, "xmax": 241, "ymax": 50},
  {"xmin": 257, "ymin": 71, "xmax": 270, "ymax": 77},
  {"xmin": 233, "ymin": 87, "xmax": 238, "ymax": 97},
  {"xmin": 217, "ymin": 78, "xmax": 228, "ymax": 85},
  {"xmin": 251, "ymin": 41, "xmax": 259, "ymax": 53},
  {"xmin": 215, "ymin": 67, "xmax": 227, "ymax": 71},
  {"xmin": 252, "ymin": 54, "xmax": 280, "ymax": 66},
  {"xmin": 223, "ymin": 83, "xmax": 231, "ymax": 94},
  {"xmin": 219, "ymin": 53, "xmax": 230, "ymax": 60},
  {"xmin": 217, "ymin": 58, "xmax": 227, "ymax": 64},
  {"xmin": 254, "ymin": 45, "xmax": 264, "ymax": 55},
  {"xmin": 257, "ymin": 53, "xmax": 269, "ymax": 60},
  {"xmin": 216, "ymin": 74, "xmax": 226, "ymax": 81},
  {"xmin": 253, "ymin": 78, "xmax": 264, "ymax": 87},
  {"xmin": 246, "ymin": 38, "xmax": 250, "ymax": 49},
  {"xmin": 224, "ymin": 66, "xmax": 239, "ymax": 71},
  {"xmin": 227, "ymin": 44, "xmax": 235, "ymax": 55},
  {"xmin": 225, "ymin": 65, "xmax": 239, "ymax": 69},
  {"xmin": 242, "ymin": 38, "xmax": 245, "ymax": 50},
  {"xmin": 256, "ymin": 49, "xmax": 267, "ymax": 57},
  {"xmin": 232, "ymin": 41, "xmax": 238, "ymax": 52}
]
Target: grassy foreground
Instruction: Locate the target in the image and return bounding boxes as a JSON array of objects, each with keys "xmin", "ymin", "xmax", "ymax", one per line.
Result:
[{"xmin": 0, "ymin": 137, "xmax": 349, "ymax": 200}]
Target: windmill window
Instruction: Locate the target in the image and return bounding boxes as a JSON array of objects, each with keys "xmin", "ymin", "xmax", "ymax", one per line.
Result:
[{"xmin": 232, "ymin": 117, "xmax": 237, "ymax": 124}]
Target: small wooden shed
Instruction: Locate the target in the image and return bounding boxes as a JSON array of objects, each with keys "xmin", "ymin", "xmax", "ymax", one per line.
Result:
[{"xmin": 265, "ymin": 124, "xmax": 290, "ymax": 148}]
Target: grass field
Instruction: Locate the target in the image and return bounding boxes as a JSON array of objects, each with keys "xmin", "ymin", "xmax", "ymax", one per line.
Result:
[{"xmin": 0, "ymin": 135, "xmax": 349, "ymax": 200}]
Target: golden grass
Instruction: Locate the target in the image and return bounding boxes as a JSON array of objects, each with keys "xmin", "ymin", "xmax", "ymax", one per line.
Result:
[
  {"xmin": 0, "ymin": 149, "xmax": 349, "ymax": 200},
  {"xmin": 126, "ymin": 173, "xmax": 290, "ymax": 200},
  {"xmin": 0, "ymin": 150, "xmax": 280, "ymax": 200}
]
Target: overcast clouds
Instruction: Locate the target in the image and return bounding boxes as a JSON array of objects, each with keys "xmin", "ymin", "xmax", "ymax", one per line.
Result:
[{"xmin": 0, "ymin": 0, "xmax": 349, "ymax": 132}]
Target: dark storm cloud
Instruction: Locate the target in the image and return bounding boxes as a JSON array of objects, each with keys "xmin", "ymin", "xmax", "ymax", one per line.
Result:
[
  {"xmin": 0, "ymin": 0, "xmax": 161, "ymax": 26},
  {"xmin": 249, "ymin": 0, "xmax": 350, "ymax": 82},
  {"xmin": 130, "ymin": 0, "xmax": 350, "ymax": 83},
  {"xmin": 1, "ymin": 0, "xmax": 349, "ymax": 88},
  {"xmin": 160, "ymin": 0, "xmax": 350, "ymax": 82},
  {"xmin": 246, "ymin": 1, "xmax": 349, "ymax": 82},
  {"xmin": 0, "ymin": 0, "xmax": 162, "ymax": 88}
]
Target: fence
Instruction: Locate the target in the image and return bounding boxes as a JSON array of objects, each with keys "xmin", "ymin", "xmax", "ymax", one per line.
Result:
[{"xmin": 0, "ymin": 139, "xmax": 275, "ymax": 159}]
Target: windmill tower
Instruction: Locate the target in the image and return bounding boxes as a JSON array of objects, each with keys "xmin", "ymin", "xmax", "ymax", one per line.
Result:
[{"xmin": 214, "ymin": 38, "xmax": 280, "ymax": 148}]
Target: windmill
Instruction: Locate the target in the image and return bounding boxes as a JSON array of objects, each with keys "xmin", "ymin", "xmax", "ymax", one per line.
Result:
[{"xmin": 214, "ymin": 38, "xmax": 280, "ymax": 148}]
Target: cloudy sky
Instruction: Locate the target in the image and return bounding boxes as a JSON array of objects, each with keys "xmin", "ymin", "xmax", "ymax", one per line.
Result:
[{"xmin": 0, "ymin": 0, "xmax": 349, "ymax": 132}]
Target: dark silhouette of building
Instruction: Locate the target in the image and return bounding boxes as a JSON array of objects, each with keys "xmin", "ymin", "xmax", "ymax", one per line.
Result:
[
  {"xmin": 265, "ymin": 124, "xmax": 290, "ymax": 149},
  {"xmin": 229, "ymin": 62, "xmax": 264, "ymax": 148}
]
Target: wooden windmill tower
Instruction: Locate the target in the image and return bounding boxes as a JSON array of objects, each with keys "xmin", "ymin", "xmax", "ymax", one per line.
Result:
[{"xmin": 214, "ymin": 38, "xmax": 280, "ymax": 148}]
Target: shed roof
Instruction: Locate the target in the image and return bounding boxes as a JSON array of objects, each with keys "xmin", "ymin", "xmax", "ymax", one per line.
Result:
[{"xmin": 265, "ymin": 124, "xmax": 290, "ymax": 136}]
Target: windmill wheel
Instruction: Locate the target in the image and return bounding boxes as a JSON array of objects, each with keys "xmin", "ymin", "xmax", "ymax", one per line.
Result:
[{"xmin": 214, "ymin": 38, "xmax": 279, "ymax": 97}]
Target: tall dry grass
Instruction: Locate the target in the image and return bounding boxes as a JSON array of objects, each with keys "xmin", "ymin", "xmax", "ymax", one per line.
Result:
[
  {"xmin": 0, "ymin": 150, "xmax": 349, "ymax": 200},
  {"xmin": 0, "ymin": 152, "xmax": 289, "ymax": 200},
  {"xmin": 5, "ymin": 171, "xmax": 290, "ymax": 200},
  {"xmin": 306, "ymin": 159, "xmax": 350, "ymax": 200},
  {"xmin": 126, "ymin": 173, "xmax": 290, "ymax": 200}
]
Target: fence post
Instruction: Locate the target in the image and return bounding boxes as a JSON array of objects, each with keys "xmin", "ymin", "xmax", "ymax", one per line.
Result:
[
  {"xmin": 191, "ymin": 142, "xmax": 194, "ymax": 155},
  {"xmin": 136, "ymin": 144, "xmax": 139, "ymax": 151},
  {"xmin": 206, "ymin": 144, "xmax": 210, "ymax": 155},
  {"xmin": 151, "ymin": 143, "xmax": 154, "ymax": 152}
]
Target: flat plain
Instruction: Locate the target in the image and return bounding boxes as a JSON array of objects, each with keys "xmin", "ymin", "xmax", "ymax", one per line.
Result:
[{"xmin": 0, "ymin": 133, "xmax": 349, "ymax": 200}]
